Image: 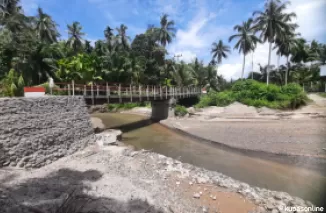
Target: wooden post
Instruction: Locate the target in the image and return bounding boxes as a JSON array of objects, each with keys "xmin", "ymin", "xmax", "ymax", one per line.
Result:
[
  {"xmin": 130, "ymin": 85, "xmax": 133, "ymax": 102},
  {"xmin": 139, "ymin": 85, "xmax": 142, "ymax": 102},
  {"xmin": 106, "ymin": 83, "xmax": 109, "ymax": 103},
  {"xmin": 166, "ymin": 86, "xmax": 168, "ymax": 99},
  {"xmin": 119, "ymin": 84, "xmax": 121, "ymax": 103},
  {"xmin": 83, "ymin": 85, "xmax": 86, "ymax": 96},
  {"xmin": 68, "ymin": 84, "xmax": 71, "ymax": 96},
  {"xmin": 72, "ymin": 80, "xmax": 75, "ymax": 96},
  {"xmin": 96, "ymin": 85, "xmax": 99, "ymax": 97},
  {"xmin": 146, "ymin": 85, "xmax": 149, "ymax": 100},
  {"xmin": 91, "ymin": 84, "xmax": 94, "ymax": 105},
  {"xmin": 154, "ymin": 86, "xmax": 156, "ymax": 100}
]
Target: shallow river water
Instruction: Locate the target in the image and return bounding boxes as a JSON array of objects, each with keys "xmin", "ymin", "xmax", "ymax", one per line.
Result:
[{"xmin": 93, "ymin": 113, "xmax": 326, "ymax": 206}]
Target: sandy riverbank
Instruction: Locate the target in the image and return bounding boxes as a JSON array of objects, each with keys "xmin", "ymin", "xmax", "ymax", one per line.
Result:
[{"xmin": 0, "ymin": 143, "xmax": 317, "ymax": 213}]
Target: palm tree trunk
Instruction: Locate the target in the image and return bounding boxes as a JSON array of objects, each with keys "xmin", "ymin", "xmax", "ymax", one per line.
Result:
[
  {"xmin": 285, "ymin": 56, "xmax": 289, "ymax": 85},
  {"xmin": 251, "ymin": 52, "xmax": 254, "ymax": 80},
  {"xmin": 267, "ymin": 42, "xmax": 272, "ymax": 85},
  {"xmin": 277, "ymin": 54, "xmax": 280, "ymax": 72},
  {"xmin": 241, "ymin": 54, "xmax": 246, "ymax": 79}
]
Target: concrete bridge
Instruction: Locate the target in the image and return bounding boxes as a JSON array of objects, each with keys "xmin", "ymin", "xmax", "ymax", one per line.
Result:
[{"xmin": 53, "ymin": 82, "xmax": 202, "ymax": 120}]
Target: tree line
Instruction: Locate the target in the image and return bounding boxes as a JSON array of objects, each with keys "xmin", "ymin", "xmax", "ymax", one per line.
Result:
[
  {"xmin": 0, "ymin": 0, "xmax": 226, "ymax": 96},
  {"xmin": 213, "ymin": 0, "xmax": 326, "ymax": 89},
  {"xmin": 1, "ymin": 0, "xmax": 325, "ymax": 97}
]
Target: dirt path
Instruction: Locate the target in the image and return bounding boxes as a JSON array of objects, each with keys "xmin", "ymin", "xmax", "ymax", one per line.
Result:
[{"xmin": 308, "ymin": 94, "xmax": 326, "ymax": 107}]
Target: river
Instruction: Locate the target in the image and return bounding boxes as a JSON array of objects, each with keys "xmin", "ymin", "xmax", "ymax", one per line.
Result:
[{"xmin": 92, "ymin": 113, "xmax": 326, "ymax": 206}]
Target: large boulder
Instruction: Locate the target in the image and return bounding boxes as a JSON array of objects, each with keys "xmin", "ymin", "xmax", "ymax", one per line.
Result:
[
  {"xmin": 95, "ymin": 130, "xmax": 122, "ymax": 146},
  {"xmin": 90, "ymin": 117, "xmax": 106, "ymax": 133}
]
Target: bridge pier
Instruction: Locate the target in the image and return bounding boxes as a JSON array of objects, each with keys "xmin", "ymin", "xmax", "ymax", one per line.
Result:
[{"xmin": 150, "ymin": 98, "xmax": 176, "ymax": 121}]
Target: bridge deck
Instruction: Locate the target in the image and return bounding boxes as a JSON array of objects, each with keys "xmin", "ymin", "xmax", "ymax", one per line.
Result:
[{"xmin": 53, "ymin": 82, "xmax": 202, "ymax": 105}]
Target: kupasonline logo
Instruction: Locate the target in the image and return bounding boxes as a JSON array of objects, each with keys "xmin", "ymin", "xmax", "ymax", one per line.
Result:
[{"xmin": 281, "ymin": 206, "xmax": 324, "ymax": 212}]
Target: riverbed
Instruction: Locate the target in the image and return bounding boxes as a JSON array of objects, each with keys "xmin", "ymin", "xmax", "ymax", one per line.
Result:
[{"xmin": 92, "ymin": 113, "xmax": 326, "ymax": 206}]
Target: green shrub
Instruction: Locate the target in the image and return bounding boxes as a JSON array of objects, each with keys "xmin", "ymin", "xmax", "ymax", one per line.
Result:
[
  {"xmin": 175, "ymin": 105, "xmax": 188, "ymax": 116},
  {"xmin": 215, "ymin": 91, "xmax": 236, "ymax": 106},
  {"xmin": 196, "ymin": 80, "xmax": 308, "ymax": 109},
  {"xmin": 281, "ymin": 83, "xmax": 303, "ymax": 95}
]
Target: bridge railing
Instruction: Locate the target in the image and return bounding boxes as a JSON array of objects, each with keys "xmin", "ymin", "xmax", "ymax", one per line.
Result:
[{"xmin": 52, "ymin": 82, "xmax": 202, "ymax": 103}]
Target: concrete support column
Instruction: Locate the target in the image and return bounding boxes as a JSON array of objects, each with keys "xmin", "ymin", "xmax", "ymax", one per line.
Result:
[{"xmin": 151, "ymin": 98, "xmax": 176, "ymax": 121}]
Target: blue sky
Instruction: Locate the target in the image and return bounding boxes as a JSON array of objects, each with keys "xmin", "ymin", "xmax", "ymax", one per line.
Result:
[{"xmin": 21, "ymin": 0, "xmax": 326, "ymax": 79}]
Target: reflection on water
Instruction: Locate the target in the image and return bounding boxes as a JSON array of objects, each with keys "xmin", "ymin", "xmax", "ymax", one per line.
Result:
[{"xmin": 93, "ymin": 113, "xmax": 326, "ymax": 206}]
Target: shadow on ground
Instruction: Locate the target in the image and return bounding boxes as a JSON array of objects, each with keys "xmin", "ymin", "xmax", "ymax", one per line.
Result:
[
  {"xmin": 104, "ymin": 119, "xmax": 156, "ymax": 133},
  {"xmin": 0, "ymin": 168, "xmax": 164, "ymax": 213}
]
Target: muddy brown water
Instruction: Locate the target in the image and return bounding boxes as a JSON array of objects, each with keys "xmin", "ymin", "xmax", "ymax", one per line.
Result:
[{"xmin": 93, "ymin": 113, "xmax": 326, "ymax": 206}]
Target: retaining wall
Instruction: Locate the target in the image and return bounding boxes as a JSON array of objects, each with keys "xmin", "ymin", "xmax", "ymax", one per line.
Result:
[{"xmin": 0, "ymin": 96, "xmax": 93, "ymax": 168}]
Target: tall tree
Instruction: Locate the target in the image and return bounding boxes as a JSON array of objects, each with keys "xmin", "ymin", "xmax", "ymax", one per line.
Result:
[
  {"xmin": 116, "ymin": 24, "xmax": 130, "ymax": 50},
  {"xmin": 66, "ymin": 21, "xmax": 85, "ymax": 53},
  {"xmin": 104, "ymin": 26, "xmax": 114, "ymax": 51},
  {"xmin": 274, "ymin": 33, "xmax": 298, "ymax": 84},
  {"xmin": 253, "ymin": 0, "xmax": 297, "ymax": 85},
  {"xmin": 155, "ymin": 14, "xmax": 176, "ymax": 47},
  {"xmin": 229, "ymin": 18, "xmax": 260, "ymax": 79},
  {"xmin": 35, "ymin": 7, "xmax": 59, "ymax": 43},
  {"xmin": 290, "ymin": 38, "xmax": 309, "ymax": 63},
  {"xmin": 211, "ymin": 40, "xmax": 230, "ymax": 65}
]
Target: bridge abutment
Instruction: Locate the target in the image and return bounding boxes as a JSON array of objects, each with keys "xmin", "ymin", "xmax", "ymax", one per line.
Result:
[{"xmin": 151, "ymin": 98, "xmax": 176, "ymax": 121}]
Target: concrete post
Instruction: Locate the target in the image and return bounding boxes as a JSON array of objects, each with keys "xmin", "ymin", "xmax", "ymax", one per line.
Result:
[{"xmin": 151, "ymin": 98, "xmax": 175, "ymax": 121}]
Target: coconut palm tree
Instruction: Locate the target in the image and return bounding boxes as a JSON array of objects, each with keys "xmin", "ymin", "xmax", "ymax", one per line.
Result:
[
  {"xmin": 274, "ymin": 33, "xmax": 299, "ymax": 84},
  {"xmin": 307, "ymin": 40, "xmax": 320, "ymax": 70},
  {"xmin": 35, "ymin": 7, "xmax": 59, "ymax": 43},
  {"xmin": 211, "ymin": 40, "xmax": 230, "ymax": 65},
  {"xmin": 66, "ymin": 21, "xmax": 85, "ymax": 53},
  {"xmin": 155, "ymin": 14, "xmax": 176, "ymax": 47},
  {"xmin": 253, "ymin": 0, "xmax": 297, "ymax": 85},
  {"xmin": 229, "ymin": 18, "xmax": 260, "ymax": 79},
  {"xmin": 104, "ymin": 26, "xmax": 115, "ymax": 50},
  {"xmin": 290, "ymin": 38, "xmax": 309, "ymax": 63},
  {"xmin": 116, "ymin": 24, "xmax": 130, "ymax": 50}
]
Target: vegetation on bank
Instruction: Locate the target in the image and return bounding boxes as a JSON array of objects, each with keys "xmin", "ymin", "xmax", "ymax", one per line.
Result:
[
  {"xmin": 196, "ymin": 80, "xmax": 308, "ymax": 109},
  {"xmin": 174, "ymin": 105, "xmax": 188, "ymax": 117},
  {"xmin": 106, "ymin": 102, "xmax": 151, "ymax": 112},
  {"xmin": 317, "ymin": 93, "xmax": 326, "ymax": 98}
]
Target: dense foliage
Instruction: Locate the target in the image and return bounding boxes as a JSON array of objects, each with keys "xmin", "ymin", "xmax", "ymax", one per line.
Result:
[
  {"xmin": 1, "ymin": 0, "xmax": 325, "ymax": 99},
  {"xmin": 196, "ymin": 80, "xmax": 308, "ymax": 109},
  {"xmin": 0, "ymin": 0, "xmax": 226, "ymax": 97}
]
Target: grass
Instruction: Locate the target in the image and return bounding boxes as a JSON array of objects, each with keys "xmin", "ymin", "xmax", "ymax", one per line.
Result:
[
  {"xmin": 317, "ymin": 93, "xmax": 326, "ymax": 98},
  {"xmin": 196, "ymin": 80, "xmax": 308, "ymax": 110},
  {"xmin": 107, "ymin": 102, "xmax": 151, "ymax": 112}
]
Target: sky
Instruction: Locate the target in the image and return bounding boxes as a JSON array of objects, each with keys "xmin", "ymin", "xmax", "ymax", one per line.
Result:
[{"xmin": 21, "ymin": 0, "xmax": 326, "ymax": 80}]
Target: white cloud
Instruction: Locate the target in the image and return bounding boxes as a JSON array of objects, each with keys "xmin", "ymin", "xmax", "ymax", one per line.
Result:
[
  {"xmin": 174, "ymin": 50, "xmax": 197, "ymax": 63},
  {"xmin": 168, "ymin": 8, "xmax": 231, "ymax": 63},
  {"xmin": 20, "ymin": 0, "xmax": 39, "ymax": 14},
  {"xmin": 287, "ymin": 0, "xmax": 326, "ymax": 41}
]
